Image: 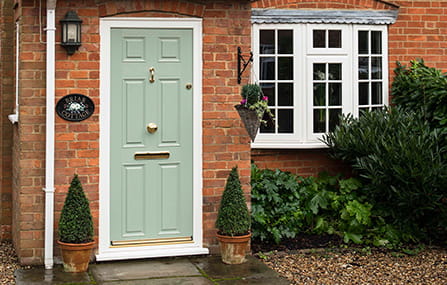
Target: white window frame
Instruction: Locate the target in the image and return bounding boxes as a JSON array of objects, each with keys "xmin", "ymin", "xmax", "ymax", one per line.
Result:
[{"xmin": 252, "ymin": 24, "xmax": 388, "ymax": 149}]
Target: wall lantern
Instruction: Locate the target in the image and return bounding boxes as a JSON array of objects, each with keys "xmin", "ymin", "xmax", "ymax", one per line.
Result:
[{"xmin": 60, "ymin": 11, "xmax": 82, "ymax": 55}]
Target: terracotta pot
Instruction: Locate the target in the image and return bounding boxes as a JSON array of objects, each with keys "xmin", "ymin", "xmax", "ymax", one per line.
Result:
[
  {"xmin": 216, "ymin": 232, "xmax": 251, "ymax": 264},
  {"xmin": 57, "ymin": 240, "xmax": 95, "ymax": 273}
]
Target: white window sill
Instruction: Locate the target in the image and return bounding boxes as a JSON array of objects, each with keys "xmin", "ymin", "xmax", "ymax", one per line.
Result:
[{"xmin": 251, "ymin": 140, "xmax": 329, "ymax": 149}]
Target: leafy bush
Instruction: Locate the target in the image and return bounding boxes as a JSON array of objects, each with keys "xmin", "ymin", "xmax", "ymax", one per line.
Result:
[
  {"xmin": 323, "ymin": 107, "xmax": 447, "ymax": 242},
  {"xmin": 216, "ymin": 167, "xmax": 251, "ymax": 236},
  {"xmin": 251, "ymin": 165, "xmax": 307, "ymax": 243},
  {"xmin": 392, "ymin": 59, "xmax": 447, "ymax": 136},
  {"xmin": 58, "ymin": 174, "xmax": 94, "ymax": 243},
  {"xmin": 251, "ymin": 165, "xmax": 397, "ymax": 246}
]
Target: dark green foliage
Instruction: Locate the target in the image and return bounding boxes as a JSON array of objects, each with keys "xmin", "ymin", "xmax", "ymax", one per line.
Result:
[
  {"xmin": 323, "ymin": 107, "xmax": 447, "ymax": 243},
  {"xmin": 251, "ymin": 165, "xmax": 306, "ymax": 243},
  {"xmin": 216, "ymin": 167, "xmax": 251, "ymax": 236},
  {"xmin": 251, "ymin": 165, "xmax": 398, "ymax": 246},
  {"xmin": 392, "ymin": 59, "xmax": 447, "ymax": 138},
  {"xmin": 241, "ymin": 84, "xmax": 262, "ymax": 106},
  {"xmin": 58, "ymin": 174, "xmax": 94, "ymax": 244}
]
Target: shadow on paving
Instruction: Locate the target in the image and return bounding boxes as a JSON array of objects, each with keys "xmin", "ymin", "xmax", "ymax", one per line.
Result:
[{"xmin": 15, "ymin": 255, "xmax": 289, "ymax": 284}]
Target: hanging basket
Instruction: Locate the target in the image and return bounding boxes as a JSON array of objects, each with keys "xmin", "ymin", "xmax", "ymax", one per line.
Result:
[{"xmin": 235, "ymin": 105, "xmax": 261, "ymax": 142}]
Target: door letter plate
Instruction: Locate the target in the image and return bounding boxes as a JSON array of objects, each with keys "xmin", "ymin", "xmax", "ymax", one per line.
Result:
[{"xmin": 134, "ymin": 151, "xmax": 170, "ymax": 160}]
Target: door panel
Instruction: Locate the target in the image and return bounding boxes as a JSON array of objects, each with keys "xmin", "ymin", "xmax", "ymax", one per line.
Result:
[{"xmin": 110, "ymin": 28, "xmax": 193, "ymax": 245}]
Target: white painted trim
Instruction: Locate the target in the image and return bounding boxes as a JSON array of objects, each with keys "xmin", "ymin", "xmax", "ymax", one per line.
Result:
[
  {"xmin": 44, "ymin": 7, "xmax": 56, "ymax": 270},
  {"xmin": 98, "ymin": 18, "xmax": 206, "ymax": 261}
]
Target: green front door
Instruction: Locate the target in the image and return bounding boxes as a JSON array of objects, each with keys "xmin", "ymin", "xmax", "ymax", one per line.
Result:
[{"xmin": 109, "ymin": 28, "xmax": 193, "ymax": 246}]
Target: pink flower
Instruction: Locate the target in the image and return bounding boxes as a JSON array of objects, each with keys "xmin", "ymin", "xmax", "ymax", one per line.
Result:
[
  {"xmin": 262, "ymin": 96, "xmax": 268, "ymax": 101},
  {"xmin": 240, "ymin": 99, "xmax": 247, "ymax": 104}
]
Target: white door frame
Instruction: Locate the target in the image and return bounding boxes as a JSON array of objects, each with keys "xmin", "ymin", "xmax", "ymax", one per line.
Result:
[{"xmin": 97, "ymin": 18, "xmax": 207, "ymax": 261}]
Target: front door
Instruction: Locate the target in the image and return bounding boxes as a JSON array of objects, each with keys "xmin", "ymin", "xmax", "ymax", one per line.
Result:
[{"xmin": 109, "ymin": 28, "xmax": 193, "ymax": 246}]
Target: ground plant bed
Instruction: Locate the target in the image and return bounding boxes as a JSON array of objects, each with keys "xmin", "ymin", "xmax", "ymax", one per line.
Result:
[{"xmin": 252, "ymin": 235, "xmax": 447, "ymax": 284}]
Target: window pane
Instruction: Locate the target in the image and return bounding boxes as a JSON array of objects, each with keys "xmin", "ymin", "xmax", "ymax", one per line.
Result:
[
  {"xmin": 260, "ymin": 109, "xmax": 276, "ymax": 133},
  {"xmin": 371, "ymin": 57, "xmax": 382, "ymax": 79},
  {"xmin": 313, "ymin": 63, "xmax": 326, "ymax": 80},
  {"xmin": 329, "ymin": 109, "xmax": 342, "ymax": 132},
  {"xmin": 372, "ymin": 82, "xmax": 383, "ymax": 105},
  {"xmin": 358, "ymin": 57, "xmax": 369, "ymax": 80},
  {"xmin": 278, "ymin": 30, "xmax": 293, "ymax": 54},
  {"xmin": 260, "ymin": 57, "xmax": 275, "ymax": 80},
  {"xmin": 359, "ymin": 82, "xmax": 369, "ymax": 105},
  {"xmin": 329, "ymin": 83, "xmax": 342, "ymax": 106},
  {"xmin": 371, "ymin": 31, "xmax": 382, "ymax": 54},
  {"xmin": 278, "ymin": 57, "xmax": 293, "ymax": 80},
  {"xmin": 313, "ymin": 30, "xmax": 326, "ymax": 48},
  {"xmin": 313, "ymin": 109, "xmax": 326, "ymax": 133},
  {"xmin": 278, "ymin": 109, "xmax": 293, "ymax": 133},
  {"xmin": 260, "ymin": 30, "xmax": 275, "ymax": 54},
  {"xmin": 278, "ymin": 83, "xmax": 293, "ymax": 106},
  {"xmin": 328, "ymin": 30, "xmax": 341, "ymax": 48},
  {"xmin": 329, "ymin": 63, "xmax": 341, "ymax": 80},
  {"xmin": 261, "ymin": 83, "xmax": 275, "ymax": 106},
  {"xmin": 313, "ymin": 83, "xmax": 326, "ymax": 106},
  {"xmin": 358, "ymin": 31, "xmax": 369, "ymax": 54}
]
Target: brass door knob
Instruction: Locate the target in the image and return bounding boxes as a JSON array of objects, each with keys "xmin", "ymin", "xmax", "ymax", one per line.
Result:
[{"xmin": 147, "ymin": 123, "xmax": 158, "ymax": 134}]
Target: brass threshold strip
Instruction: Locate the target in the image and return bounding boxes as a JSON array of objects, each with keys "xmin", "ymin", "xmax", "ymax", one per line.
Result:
[{"xmin": 111, "ymin": 236, "xmax": 193, "ymax": 247}]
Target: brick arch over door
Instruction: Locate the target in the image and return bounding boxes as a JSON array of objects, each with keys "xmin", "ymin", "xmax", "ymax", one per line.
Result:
[{"xmin": 97, "ymin": 0, "xmax": 206, "ymax": 18}]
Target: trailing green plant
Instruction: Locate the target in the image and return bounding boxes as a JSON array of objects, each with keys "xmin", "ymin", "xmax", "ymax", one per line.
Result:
[
  {"xmin": 323, "ymin": 107, "xmax": 447, "ymax": 243},
  {"xmin": 58, "ymin": 174, "xmax": 94, "ymax": 244},
  {"xmin": 392, "ymin": 59, "xmax": 447, "ymax": 139},
  {"xmin": 216, "ymin": 166, "xmax": 251, "ymax": 236},
  {"xmin": 251, "ymin": 165, "xmax": 399, "ymax": 246},
  {"xmin": 239, "ymin": 84, "xmax": 274, "ymax": 123}
]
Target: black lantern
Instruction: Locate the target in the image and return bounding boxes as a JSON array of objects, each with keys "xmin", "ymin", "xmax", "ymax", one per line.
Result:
[{"xmin": 60, "ymin": 11, "xmax": 82, "ymax": 55}]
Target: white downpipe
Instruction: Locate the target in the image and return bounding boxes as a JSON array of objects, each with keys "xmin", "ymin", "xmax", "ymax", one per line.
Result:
[
  {"xmin": 43, "ymin": 7, "xmax": 56, "ymax": 270},
  {"xmin": 8, "ymin": 22, "xmax": 20, "ymax": 124}
]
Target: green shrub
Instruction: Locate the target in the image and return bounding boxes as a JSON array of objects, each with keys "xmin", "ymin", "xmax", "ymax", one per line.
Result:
[
  {"xmin": 392, "ymin": 59, "xmax": 447, "ymax": 137},
  {"xmin": 323, "ymin": 107, "xmax": 447, "ymax": 242},
  {"xmin": 58, "ymin": 174, "xmax": 94, "ymax": 243},
  {"xmin": 216, "ymin": 167, "xmax": 251, "ymax": 236},
  {"xmin": 251, "ymin": 165, "xmax": 307, "ymax": 243},
  {"xmin": 251, "ymin": 165, "xmax": 398, "ymax": 246}
]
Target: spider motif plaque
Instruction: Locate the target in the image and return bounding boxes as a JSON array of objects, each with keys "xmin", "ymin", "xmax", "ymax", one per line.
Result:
[{"xmin": 56, "ymin": 94, "xmax": 95, "ymax": 122}]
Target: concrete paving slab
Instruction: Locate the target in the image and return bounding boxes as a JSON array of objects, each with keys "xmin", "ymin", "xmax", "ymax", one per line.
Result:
[
  {"xmin": 190, "ymin": 255, "xmax": 283, "ymax": 281},
  {"xmin": 90, "ymin": 258, "xmax": 201, "ymax": 282},
  {"xmin": 15, "ymin": 266, "xmax": 92, "ymax": 285},
  {"xmin": 97, "ymin": 276, "xmax": 213, "ymax": 285}
]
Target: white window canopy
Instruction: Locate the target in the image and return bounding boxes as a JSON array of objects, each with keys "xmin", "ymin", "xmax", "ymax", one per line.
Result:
[{"xmin": 251, "ymin": 9, "xmax": 398, "ymax": 25}]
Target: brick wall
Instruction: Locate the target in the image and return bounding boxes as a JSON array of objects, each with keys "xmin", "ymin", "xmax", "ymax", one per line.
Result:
[
  {"xmin": 0, "ymin": 0, "xmax": 14, "ymax": 240},
  {"xmin": 13, "ymin": 0, "xmax": 252, "ymax": 265},
  {"xmin": 250, "ymin": 0, "xmax": 447, "ymax": 177},
  {"xmin": 389, "ymin": 0, "xmax": 447, "ymax": 72}
]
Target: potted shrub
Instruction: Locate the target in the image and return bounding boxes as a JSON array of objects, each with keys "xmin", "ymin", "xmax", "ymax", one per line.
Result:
[
  {"xmin": 235, "ymin": 84, "xmax": 273, "ymax": 141},
  {"xmin": 216, "ymin": 166, "xmax": 251, "ymax": 264},
  {"xmin": 57, "ymin": 174, "xmax": 95, "ymax": 273}
]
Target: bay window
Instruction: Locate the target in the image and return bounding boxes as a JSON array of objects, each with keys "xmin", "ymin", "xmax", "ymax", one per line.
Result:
[{"xmin": 251, "ymin": 9, "xmax": 397, "ymax": 148}]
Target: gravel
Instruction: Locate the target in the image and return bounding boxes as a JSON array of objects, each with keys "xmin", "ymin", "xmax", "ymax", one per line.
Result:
[
  {"xmin": 257, "ymin": 247, "xmax": 447, "ymax": 284},
  {"xmin": 2, "ymin": 238, "xmax": 447, "ymax": 284},
  {"xmin": 0, "ymin": 240, "xmax": 20, "ymax": 285}
]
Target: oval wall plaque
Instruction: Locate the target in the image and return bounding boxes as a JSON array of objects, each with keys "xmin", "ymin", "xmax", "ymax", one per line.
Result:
[{"xmin": 56, "ymin": 94, "xmax": 95, "ymax": 122}]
